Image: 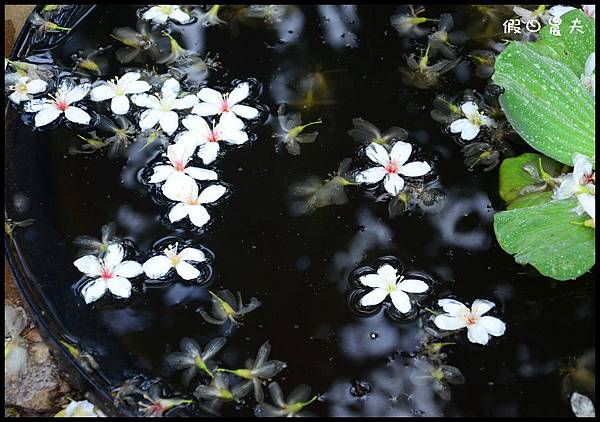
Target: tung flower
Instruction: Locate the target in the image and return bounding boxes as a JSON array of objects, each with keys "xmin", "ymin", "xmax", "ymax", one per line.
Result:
[
  {"xmin": 254, "ymin": 382, "xmax": 317, "ymax": 417},
  {"xmin": 166, "ymin": 337, "xmax": 226, "ymax": 385},
  {"xmin": 7, "ymin": 76, "xmax": 47, "ymax": 104},
  {"xmin": 90, "ymin": 72, "xmax": 151, "ymax": 114},
  {"xmin": 177, "ymin": 113, "xmax": 248, "ymax": 164},
  {"xmin": 132, "ymin": 78, "xmax": 198, "ymax": 135},
  {"xmin": 359, "ymin": 263, "xmax": 429, "ymax": 313},
  {"xmin": 433, "ymin": 298, "xmax": 506, "ymax": 345},
  {"xmin": 142, "ymin": 5, "xmax": 192, "ymax": 24},
  {"xmin": 54, "ymin": 400, "xmax": 105, "ymax": 417},
  {"xmin": 449, "ymin": 101, "xmax": 496, "ymax": 141},
  {"xmin": 73, "ymin": 243, "xmax": 143, "ymax": 303},
  {"xmin": 25, "ymin": 79, "xmax": 91, "ymax": 127},
  {"xmin": 356, "ymin": 141, "xmax": 432, "ymax": 196},
  {"xmin": 199, "ymin": 289, "xmax": 262, "ymax": 326},
  {"xmin": 192, "ymin": 82, "xmax": 259, "ymax": 122},
  {"xmin": 553, "ymin": 153, "xmax": 595, "ymax": 201},
  {"xmin": 149, "ymin": 142, "xmax": 218, "ymax": 188},
  {"xmin": 143, "ymin": 242, "xmax": 206, "ymax": 280},
  {"xmin": 163, "ymin": 178, "xmax": 227, "ymax": 228}
]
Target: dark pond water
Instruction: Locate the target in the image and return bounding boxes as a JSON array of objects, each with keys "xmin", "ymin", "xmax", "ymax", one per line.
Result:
[{"xmin": 5, "ymin": 5, "xmax": 595, "ymax": 417}]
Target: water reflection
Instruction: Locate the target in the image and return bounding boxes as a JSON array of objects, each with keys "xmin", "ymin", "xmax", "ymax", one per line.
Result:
[{"xmin": 318, "ymin": 5, "xmax": 360, "ymax": 50}]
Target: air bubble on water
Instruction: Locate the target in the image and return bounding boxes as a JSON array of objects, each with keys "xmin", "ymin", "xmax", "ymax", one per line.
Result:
[
  {"xmin": 369, "ymin": 332, "xmax": 379, "ymax": 340},
  {"xmin": 349, "ymin": 380, "xmax": 372, "ymax": 397}
]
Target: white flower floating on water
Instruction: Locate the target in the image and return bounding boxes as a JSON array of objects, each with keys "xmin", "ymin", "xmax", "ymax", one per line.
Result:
[
  {"xmin": 142, "ymin": 5, "xmax": 192, "ymax": 24},
  {"xmin": 433, "ymin": 298, "xmax": 506, "ymax": 346},
  {"xmin": 178, "ymin": 113, "xmax": 248, "ymax": 164},
  {"xmin": 73, "ymin": 243, "xmax": 143, "ymax": 304},
  {"xmin": 359, "ymin": 263, "xmax": 429, "ymax": 313},
  {"xmin": 7, "ymin": 76, "xmax": 47, "ymax": 104},
  {"xmin": 150, "ymin": 142, "xmax": 218, "ymax": 188},
  {"xmin": 576, "ymin": 193, "xmax": 595, "ymax": 228},
  {"xmin": 449, "ymin": 101, "xmax": 496, "ymax": 141},
  {"xmin": 356, "ymin": 141, "xmax": 432, "ymax": 196},
  {"xmin": 55, "ymin": 400, "xmax": 105, "ymax": 417},
  {"xmin": 581, "ymin": 52, "xmax": 595, "ymax": 97},
  {"xmin": 143, "ymin": 242, "xmax": 206, "ymax": 280},
  {"xmin": 552, "ymin": 153, "xmax": 595, "ymax": 201},
  {"xmin": 192, "ymin": 82, "xmax": 259, "ymax": 122},
  {"xmin": 132, "ymin": 78, "xmax": 197, "ymax": 135},
  {"xmin": 25, "ymin": 79, "xmax": 91, "ymax": 127},
  {"xmin": 163, "ymin": 178, "xmax": 227, "ymax": 228},
  {"xmin": 90, "ymin": 72, "xmax": 151, "ymax": 115}
]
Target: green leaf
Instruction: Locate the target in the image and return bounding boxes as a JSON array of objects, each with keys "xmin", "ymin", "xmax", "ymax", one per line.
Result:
[
  {"xmin": 492, "ymin": 11, "xmax": 595, "ymax": 167},
  {"xmin": 507, "ymin": 191, "xmax": 553, "ymax": 210},
  {"xmin": 499, "ymin": 152, "xmax": 563, "ymax": 204},
  {"xmin": 494, "ymin": 198, "xmax": 595, "ymax": 280}
]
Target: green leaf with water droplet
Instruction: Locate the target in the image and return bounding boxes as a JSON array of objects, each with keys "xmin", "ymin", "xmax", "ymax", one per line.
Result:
[
  {"xmin": 492, "ymin": 10, "xmax": 595, "ymax": 167},
  {"xmin": 494, "ymin": 198, "xmax": 595, "ymax": 281}
]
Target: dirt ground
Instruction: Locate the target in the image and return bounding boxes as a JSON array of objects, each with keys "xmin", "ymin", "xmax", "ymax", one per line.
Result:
[{"xmin": 4, "ymin": 5, "xmax": 82, "ymax": 417}]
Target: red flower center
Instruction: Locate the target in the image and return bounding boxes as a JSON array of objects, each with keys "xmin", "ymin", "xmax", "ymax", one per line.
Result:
[
  {"xmin": 56, "ymin": 100, "xmax": 69, "ymax": 111},
  {"xmin": 174, "ymin": 160, "xmax": 185, "ymax": 171},
  {"xmin": 465, "ymin": 315, "xmax": 478, "ymax": 326},
  {"xmin": 101, "ymin": 268, "xmax": 113, "ymax": 279},
  {"xmin": 385, "ymin": 160, "xmax": 399, "ymax": 174},
  {"xmin": 220, "ymin": 100, "xmax": 230, "ymax": 113},
  {"xmin": 208, "ymin": 130, "xmax": 220, "ymax": 142}
]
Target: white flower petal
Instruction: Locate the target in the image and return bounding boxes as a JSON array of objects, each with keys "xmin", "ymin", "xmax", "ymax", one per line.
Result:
[
  {"xmin": 479, "ymin": 316, "xmax": 506, "ymax": 337},
  {"xmin": 460, "ymin": 101, "xmax": 478, "ymax": 116},
  {"xmin": 65, "ymin": 83, "xmax": 90, "ymax": 104},
  {"xmin": 139, "ymin": 109, "xmax": 161, "ymax": 130},
  {"xmin": 459, "ymin": 121, "xmax": 480, "ymax": 141},
  {"xmin": 73, "ymin": 255, "xmax": 102, "ymax": 276},
  {"xmin": 82, "ymin": 278, "xmax": 107, "ymax": 304},
  {"xmin": 25, "ymin": 99, "xmax": 51, "ymax": 113},
  {"xmin": 584, "ymin": 52, "xmax": 595, "ymax": 77},
  {"xmin": 192, "ymin": 102, "xmax": 222, "ymax": 116},
  {"xmin": 149, "ymin": 165, "xmax": 176, "ymax": 184},
  {"xmin": 188, "ymin": 205, "xmax": 211, "ymax": 227},
  {"xmin": 184, "ymin": 167, "xmax": 218, "ymax": 181},
  {"xmin": 182, "ymin": 114, "xmax": 212, "ymax": 134},
  {"xmin": 397, "ymin": 278, "xmax": 428, "ymax": 293},
  {"xmin": 106, "ymin": 276, "xmax": 132, "ymax": 299},
  {"xmin": 434, "ymin": 314, "xmax": 468, "ymax": 330},
  {"xmin": 26, "ymin": 79, "xmax": 47, "ymax": 94},
  {"xmin": 104, "ymin": 244, "xmax": 124, "ymax": 270},
  {"xmin": 390, "ymin": 289, "xmax": 412, "ymax": 313},
  {"xmin": 64, "ymin": 106, "xmax": 91, "ymax": 125},
  {"xmin": 113, "ymin": 260, "xmax": 143, "ymax": 278},
  {"xmin": 360, "ymin": 288, "xmax": 388, "ymax": 306},
  {"xmin": 389, "ymin": 141, "xmax": 412, "ymax": 166},
  {"xmin": 132, "ymin": 93, "xmax": 161, "ymax": 109},
  {"xmin": 198, "ymin": 184, "xmax": 226, "ymax": 204},
  {"xmin": 219, "ymin": 111, "xmax": 245, "ymax": 130},
  {"xmin": 34, "ymin": 107, "xmax": 62, "ymax": 127},
  {"xmin": 111, "ymin": 95, "xmax": 130, "ymax": 115},
  {"xmin": 197, "ymin": 142, "xmax": 220, "ymax": 164},
  {"xmin": 471, "ymin": 299, "xmax": 495, "ymax": 316},
  {"xmin": 383, "ymin": 173, "xmax": 405, "ymax": 195},
  {"xmin": 171, "ymin": 7, "xmax": 192, "ymax": 23},
  {"xmin": 377, "ymin": 264, "xmax": 398, "ymax": 285},
  {"xmin": 124, "ymin": 80, "xmax": 151, "ymax": 95},
  {"xmin": 449, "ymin": 118, "xmax": 468, "ymax": 134},
  {"xmin": 231, "ymin": 104, "xmax": 259, "ymax": 119},
  {"xmin": 467, "ymin": 324, "xmax": 490, "ymax": 345},
  {"xmin": 162, "ymin": 172, "xmax": 198, "ymax": 202},
  {"xmin": 578, "ymin": 193, "xmax": 595, "ymax": 220},
  {"xmin": 398, "ymin": 161, "xmax": 431, "ymax": 177},
  {"xmin": 169, "ymin": 203, "xmax": 190, "ymax": 222},
  {"xmin": 162, "ymin": 78, "xmax": 181, "ymax": 96},
  {"xmin": 227, "ymin": 82, "xmax": 250, "ymax": 106},
  {"xmin": 365, "ymin": 142, "xmax": 390, "ymax": 166},
  {"xmin": 359, "ymin": 273, "xmax": 386, "ymax": 288},
  {"xmin": 219, "ymin": 128, "xmax": 248, "ymax": 145},
  {"xmin": 437, "ymin": 298, "xmax": 468, "ymax": 316},
  {"xmin": 143, "ymin": 255, "xmax": 174, "ymax": 278},
  {"xmin": 356, "ymin": 166, "xmax": 387, "ymax": 184},
  {"xmin": 159, "ymin": 111, "xmax": 179, "ymax": 134},
  {"xmin": 90, "ymin": 84, "xmax": 115, "ymax": 102},
  {"xmin": 175, "ymin": 261, "xmax": 200, "ymax": 280},
  {"xmin": 197, "ymin": 87, "xmax": 223, "ymax": 105},
  {"xmin": 172, "ymin": 94, "xmax": 199, "ymax": 110},
  {"xmin": 179, "ymin": 247, "xmax": 206, "ymax": 262}
]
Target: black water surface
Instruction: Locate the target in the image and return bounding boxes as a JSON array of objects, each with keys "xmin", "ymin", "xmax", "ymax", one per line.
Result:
[{"xmin": 5, "ymin": 5, "xmax": 594, "ymax": 417}]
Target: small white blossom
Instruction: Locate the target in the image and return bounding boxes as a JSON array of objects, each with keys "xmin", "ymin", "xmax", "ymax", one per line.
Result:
[
  {"xmin": 25, "ymin": 80, "xmax": 91, "ymax": 127},
  {"xmin": 359, "ymin": 264, "xmax": 428, "ymax": 313},
  {"xmin": 434, "ymin": 298, "xmax": 506, "ymax": 345},
  {"xmin": 355, "ymin": 141, "xmax": 432, "ymax": 196},
  {"xmin": 553, "ymin": 153, "xmax": 595, "ymax": 200},
  {"xmin": 55, "ymin": 400, "xmax": 105, "ymax": 417},
  {"xmin": 149, "ymin": 142, "xmax": 218, "ymax": 189},
  {"xmin": 90, "ymin": 72, "xmax": 151, "ymax": 115},
  {"xmin": 143, "ymin": 242, "xmax": 206, "ymax": 280},
  {"xmin": 73, "ymin": 243, "xmax": 143, "ymax": 304},
  {"xmin": 581, "ymin": 52, "xmax": 595, "ymax": 97},
  {"xmin": 177, "ymin": 113, "xmax": 248, "ymax": 164},
  {"xmin": 449, "ymin": 101, "xmax": 496, "ymax": 141},
  {"xmin": 132, "ymin": 78, "xmax": 197, "ymax": 135},
  {"xmin": 142, "ymin": 5, "xmax": 192, "ymax": 24},
  {"xmin": 163, "ymin": 177, "xmax": 227, "ymax": 228},
  {"xmin": 192, "ymin": 82, "xmax": 259, "ymax": 122},
  {"xmin": 7, "ymin": 76, "xmax": 47, "ymax": 104}
]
